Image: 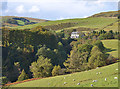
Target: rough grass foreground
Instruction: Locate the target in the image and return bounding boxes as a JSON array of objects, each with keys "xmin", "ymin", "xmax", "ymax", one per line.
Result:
[{"xmin": 8, "ymin": 63, "xmax": 118, "ymax": 87}]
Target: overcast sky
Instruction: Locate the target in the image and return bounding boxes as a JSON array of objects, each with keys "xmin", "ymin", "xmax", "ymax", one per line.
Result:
[{"xmin": 0, "ymin": 0, "xmax": 119, "ymax": 20}]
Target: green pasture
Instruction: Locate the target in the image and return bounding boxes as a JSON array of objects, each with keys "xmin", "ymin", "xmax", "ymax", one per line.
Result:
[
  {"xmin": 11, "ymin": 63, "xmax": 118, "ymax": 87},
  {"xmin": 102, "ymin": 39, "xmax": 119, "ymax": 58}
]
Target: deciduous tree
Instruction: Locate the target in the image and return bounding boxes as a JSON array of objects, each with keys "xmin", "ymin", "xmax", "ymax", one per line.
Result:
[{"xmin": 30, "ymin": 56, "xmax": 53, "ymax": 78}]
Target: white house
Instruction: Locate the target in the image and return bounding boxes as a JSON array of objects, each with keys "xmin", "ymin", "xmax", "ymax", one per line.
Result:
[{"xmin": 70, "ymin": 32, "xmax": 79, "ymax": 38}]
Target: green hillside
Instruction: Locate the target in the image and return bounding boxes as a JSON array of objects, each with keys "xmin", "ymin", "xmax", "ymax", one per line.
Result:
[
  {"xmin": 2, "ymin": 11, "xmax": 119, "ymax": 88},
  {"xmin": 90, "ymin": 11, "xmax": 118, "ymax": 18},
  {"xmin": 102, "ymin": 21, "xmax": 118, "ymax": 31},
  {"xmin": 102, "ymin": 40, "xmax": 119, "ymax": 58},
  {"xmin": 0, "ymin": 16, "xmax": 48, "ymax": 28},
  {"xmin": 1, "ymin": 11, "xmax": 119, "ymax": 32},
  {"xmin": 11, "ymin": 17, "xmax": 118, "ymax": 32},
  {"xmin": 10, "ymin": 62, "xmax": 118, "ymax": 87}
]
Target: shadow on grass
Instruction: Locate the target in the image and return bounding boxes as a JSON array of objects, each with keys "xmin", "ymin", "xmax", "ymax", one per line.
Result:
[{"xmin": 105, "ymin": 48, "xmax": 117, "ymax": 52}]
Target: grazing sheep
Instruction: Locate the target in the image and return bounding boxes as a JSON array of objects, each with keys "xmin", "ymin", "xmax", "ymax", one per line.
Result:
[
  {"xmin": 95, "ymin": 80, "xmax": 97, "ymax": 82},
  {"xmin": 91, "ymin": 84, "xmax": 93, "ymax": 87},
  {"xmin": 77, "ymin": 83, "xmax": 80, "ymax": 85},
  {"xmin": 99, "ymin": 72, "xmax": 101, "ymax": 74},
  {"xmin": 64, "ymin": 82, "xmax": 67, "ymax": 85},
  {"xmin": 105, "ymin": 78, "xmax": 107, "ymax": 81},
  {"xmin": 114, "ymin": 77, "xmax": 118, "ymax": 79},
  {"xmin": 64, "ymin": 77, "xmax": 66, "ymax": 79},
  {"xmin": 73, "ymin": 79, "xmax": 75, "ymax": 81},
  {"xmin": 116, "ymin": 69, "xmax": 118, "ymax": 70}
]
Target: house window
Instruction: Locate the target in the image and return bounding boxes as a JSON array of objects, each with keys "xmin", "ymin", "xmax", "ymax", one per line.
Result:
[{"xmin": 70, "ymin": 32, "xmax": 79, "ymax": 38}]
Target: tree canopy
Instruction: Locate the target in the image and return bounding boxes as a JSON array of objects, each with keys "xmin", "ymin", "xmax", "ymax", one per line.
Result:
[{"xmin": 30, "ymin": 56, "xmax": 53, "ymax": 78}]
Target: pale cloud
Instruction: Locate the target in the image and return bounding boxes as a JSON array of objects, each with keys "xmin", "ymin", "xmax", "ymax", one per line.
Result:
[
  {"xmin": 91, "ymin": 0, "xmax": 105, "ymax": 7},
  {"xmin": 7, "ymin": 0, "xmax": 77, "ymax": 2},
  {"xmin": 96, "ymin": 0, "xmax": 119, "ymax": 2},
  {"xmin": 83, "ymin": 16, "xmax": 88, "ymax": 18},
  {"xmin": 0, "ymin": 2, "xmax": 8, "ymax": 10},
  {"xmin": 15, "ymin": 5, "xmax": 25, "ymax": 14},
  {"xmin": 28, "ymin": 1, "xmax": 117, "ymax": 19},
  {"xmin": 29, "ymin": 6, "xmax": 40, "ymax": 13},
  {"xmin": 7, "ymin": 0, "xmax": 119, "ymax": 2},
  {"xmin": 56, "ymin": 17, "xmax": 71, "ymax": 20},
  {"xmin": 1, "ymin": 0, "xmax": 118, "ymax": 20},
  {"xmin": 4, "ymin": 9, "xmax": 9, "ymax": 13}
]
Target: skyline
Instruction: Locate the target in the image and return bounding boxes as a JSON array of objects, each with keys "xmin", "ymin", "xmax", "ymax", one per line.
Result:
[{"xmin": 1, "ymin": 0, "xmax": 118, "ymax": 20}]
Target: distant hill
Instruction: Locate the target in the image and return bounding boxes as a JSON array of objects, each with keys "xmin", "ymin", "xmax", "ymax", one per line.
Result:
[
  {"xmin": 0, "ymin": 11, "xmax": 119, "ymax": 32},
  {"xmin": 90, "ymin": 11, "xmax": 119, "ymax": 18},
  {"xmin": 0, "ymin": 16, "xmax": 48, "ymax": 28},
  {"xmin": 10, "ymin": 17, "xmax": 117, "ymax": 32}
]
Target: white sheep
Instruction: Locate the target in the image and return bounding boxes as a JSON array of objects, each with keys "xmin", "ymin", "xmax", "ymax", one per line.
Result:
[
  {"xmin": 105, "ymin": 78, "xmax": 107, "ymax": 81},
  {"xmin": 77, "ymin": 83, "xmax": 80, "ymax": 85},
  {"xmin": 114, "ymin": 77, "xmax": 118, "ymax": 79},
  {"xmin": 95, "ymin": 80, "xmax": 97, "ymax": 82},
  {"xmin": 116, "ymin": 69, "xmax": 118, "ymax": 70},
  {"xmin": 99, "ymin": 72, "xmax": 101, "ymax": 74},
  {"xmin": 64, "ymin": 82, "xmax": 67, "ymax": 85},
  {"xmin": 64, "ymin": 77, "xmax": 66, "ymax": 79},
  {"xmin": 92, "ymin": 80, "xmax": 97, "ymax": 82}
]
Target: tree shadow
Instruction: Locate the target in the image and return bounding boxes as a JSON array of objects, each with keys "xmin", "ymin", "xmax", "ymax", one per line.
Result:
[{"xmin": 105, "ymin": 48, "xmax": 117, "ymax": 52}]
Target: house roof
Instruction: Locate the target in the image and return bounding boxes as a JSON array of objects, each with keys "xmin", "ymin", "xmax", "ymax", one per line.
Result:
[{"xmin": 71, "ymin": 32, "xmax": 79, "ymax": 34}]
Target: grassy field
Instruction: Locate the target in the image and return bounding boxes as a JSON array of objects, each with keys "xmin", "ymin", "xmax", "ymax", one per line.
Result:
[
  {"xmin": 10, "ymin": 63, "xmax": 118, "ymax": 87},
  {"xmin": 11, "ymin": 17, "xmax": 118, "ymax": 31},
  {"xmin": 16, "ymin": 20, "xmax": 25, "ymax": 26},
  {"xmin": 102, "ymin": 39, "xmax": 119, "ymax": 58},
  {"xmin": 103, "ymin": 21, "xmax": 118, "ymax": 32}
]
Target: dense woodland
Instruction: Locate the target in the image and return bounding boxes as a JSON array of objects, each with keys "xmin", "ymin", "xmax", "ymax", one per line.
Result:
[{"xmin": 2, "ymin": 25, "xmax": 120, "ymax": 84}]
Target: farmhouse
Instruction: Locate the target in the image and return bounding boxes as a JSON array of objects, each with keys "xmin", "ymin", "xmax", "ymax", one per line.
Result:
[{"xmin": 70, "ymin": 32, "xmax": 79, "ymax": 38}]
